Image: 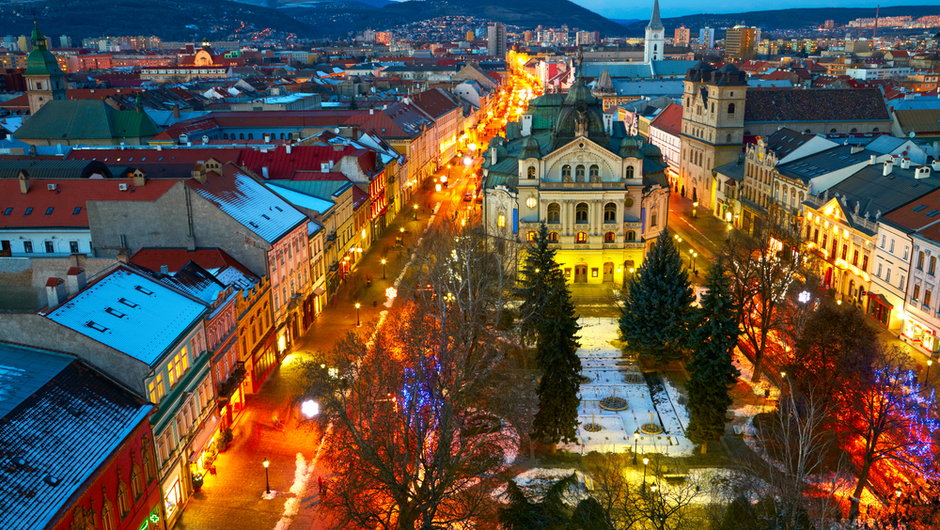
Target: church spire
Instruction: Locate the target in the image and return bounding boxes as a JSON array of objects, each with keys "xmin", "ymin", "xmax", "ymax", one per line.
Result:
[{"xmin": 647, "ymin": 0, "xmax": 664, "ymax": 31}]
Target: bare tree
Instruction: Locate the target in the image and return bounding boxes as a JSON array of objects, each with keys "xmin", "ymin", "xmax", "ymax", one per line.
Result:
[
  {"xmin": 843, "ymin": 346, "xmax": 937, "ymax": 522},
  {"xmin": 722, "ymin": 222, "xmax": 803, "ymax": 381},
  {"xmin": 316, "ymin": 228, "xmax": 518, "ymax": 529}
]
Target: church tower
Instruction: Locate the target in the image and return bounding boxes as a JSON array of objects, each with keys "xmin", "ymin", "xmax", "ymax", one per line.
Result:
[
  {"xmin": 24, "ymin": 24, "xmax": 66, "ymax": 115},
  {"xmin": 643, "ymin": 0, "xmax": 665, "ymax": 63}
]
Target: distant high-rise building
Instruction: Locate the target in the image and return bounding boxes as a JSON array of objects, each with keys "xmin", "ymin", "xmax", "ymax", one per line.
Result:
[
  {"xmin": 576, "ymin": 30, "xmax": 598, "ymax": 46},
  {"xmin": 59, "ymin": 35, "xmax": 71, "ymax": 48},
  {"xmin": 673, "ymin": 25, "xmax": 690, "ymax": 46},
  {"xmin": 644, "ymin": 0, "xmax": 665, "ymax": 63},
  {"xmin": 487, "ymin": 22, "xmax": 507, "ymax": 58},
  {"xmin": 375, "ymin": 31, "xmax": 392, "ymax": 45},
  {"xmin": 467, "ymin": 30, "xmax": 477, "ymax": 42},
  {"xmin": 725, "ymin": 25, "xmax": 759, "ymax": 59},
  {"xmin": 699, "ymin": 27, "xmax": 715, "ymax": 49},
  {"xmin": 16, "ymin": 34, "xmax": 29, "ymax": 52},
  {"xmin": 823, "ymin": 19, "xmax": 836, "ymax": 29}
]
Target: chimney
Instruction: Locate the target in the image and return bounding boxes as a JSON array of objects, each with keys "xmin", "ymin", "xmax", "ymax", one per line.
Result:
[
  {"xmin": 850, "ymin": 145, "xmax": 864, "ymax": 154},
  {"xmin": 369, "ymin": 107, "xmax": 375, "ymax": 115},
  {"xmin": 901, "ymin": 157, "xmax": 911, "ymax": 169},
  {"xmin": 263, "ymin": 134, "xmax": 271, "ymax": 144},
  {"xmin": 46, "ymin": 277, "xmax": 66, "ymax": 308},
  {"xmin": 17, "ymin": 170, "xmax": 29, "ymax": 194},
  {"xmin": 916, "ymin": 166, "xmax": 932, "ymax": 180},
  {"xmin": 179, "ymin": 133, "xmax": 188, "ymax": 145},
  {"xmin": 933, "ymin": 160, "xmax": 940, "ymax": 171},
  {"xmin": 172, "ymin": 104, "xmax": 181, "ymax": 119},
  {"xmin": 160, "ymin": 264, "xmax": 169, "ymax": 274},
  {"xmin": 286, "ymin": 144, "xmax": 292, "ymax": 154},
  {"xmin": 869, "ymin": 154, "xmax": 878, "ymax": 165},
  {"xmin": 491, "ymin": 146, "xmax": 498, "ymax": 165},
  {"xmin": 65, "ymin": 267, "xmax": 86, "ymax": 294},
  {"xmin": 521, "ymin": 114, "xmax": 532, "ymax": 136},
  {"xmin": 883, "ymin": 159, "xmax": 894, "ymax": 176},
  {"xmin": 261, "ymin": 166, "xmax": 270, "ymax": 179}
]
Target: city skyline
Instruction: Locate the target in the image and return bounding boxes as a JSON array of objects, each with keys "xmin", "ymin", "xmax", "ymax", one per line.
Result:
[{"xmin": 574, "ymin": 0, "xmax": 940, "ymax": 20}]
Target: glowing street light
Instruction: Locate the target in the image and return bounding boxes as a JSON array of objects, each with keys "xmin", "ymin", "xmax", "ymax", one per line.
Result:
[
  {"xmin": 412, "ymin": 203, "xmax": 418, "ymax": 220},
  {"xmin": 926, "ymin": 359, "xmax": 934, "ymax": 384},
  {"xmin": 301, "ymin": 399, "xmax": 319, "ymax": 418},
  {"xmin": 381, "ymin": 258, "xmax": 387, "ymax": 279},
  {"xmin": 642, "ymin": 457, "xmax": 650, "ymax": 489},
  {"xmin": 355, "ymin": 302, "xmax": 361, "ymax": 326},
  {"xmin": 633, "ymin": 430, "xmax": 639, "ymax": 464},
  {"xmin": 263, "ymin": 458, "xmax": 270, "ymax": 494}
]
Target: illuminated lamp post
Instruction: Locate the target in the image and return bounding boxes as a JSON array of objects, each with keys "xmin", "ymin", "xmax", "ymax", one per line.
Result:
[
  {"xmin": 381, "ymin": 258, "xmax": 387, "ymax": 280},
  {"xmin": 413, "ymin": 203, "xmax": 419, "ymax": 220},
  {"xmin": 355, "ymin": 302, "xmax": 361, "ymax": 327},
  {"xmin": 633, "ymin": 430, "xmax": 639, "ymax": 465},
  {"xmin": 926, "ymin": 359, "xmax": 934, "ymax": 385},
  {"xmin": 642, "ymin": 457, "xmax": 649, "ymax": 491},
  {"xmin": 692, "ymin": 201, "xmax": 699, "ymax": 218},
  {"xmin": 263, "ymin": 458, "xmax": 270, "ymax": 494}
]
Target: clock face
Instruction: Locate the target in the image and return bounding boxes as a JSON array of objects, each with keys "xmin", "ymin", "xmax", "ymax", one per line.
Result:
[{"xmin": 526, "ymin": 196, "xmax": 537, "ymax": 208}]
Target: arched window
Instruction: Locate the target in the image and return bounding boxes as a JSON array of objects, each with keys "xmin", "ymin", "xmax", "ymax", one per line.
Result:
[
  {"xmin": 527, "ymin": 231, "xmax": 537, "ymax": 242},
  {"xmin": 589, "ymin": 164, "xmax": 599, "ymax": 180},
  {"xmin": 575, "ymin": 203, "xmax": 589, "ymax": 224},
  {"xmin": 726, "ymin": 133, "xmax": 732, "ymax": 143},
  {"xmin": 625, "ymin": 166, "xmax": 635, "ymax": 179},
  {"xmin": 830, "ymin": 128, "xmax": 837, "ymax": 133},
  {"xmin": 727, "ymin": 103, "xmax": 735, "ymax": 114},
  {"xmin": 603, "ymin": 202, "xmax": 617, "ymax": 223},
  {"xmin": 131, "ymin": 464, "xmax": 143, "ymax": 500},
  {"xmin": 576, "ymin": 232, "xmax": 588, "ymax": 243},
  {"xmin": 142, "ymin": 442, "xmax": 155, "ymax": 483},
  {"xmin": 626, "ymin": 230, "xmax": 636, "ymax": 241},
  {"xmin": 650, "ymin": 210, "xmax": 659, "ymax": 228},
  {"xmin": 604, "ymin": 231, "xmax": 616, "ymax": 243},
  {"xmin": 238, "ymin": 133, "xmax": 245, "ymax": 140},
  {"xmin": 101, "ymin": 499, "xmax": 116, "ymax": 530},
  {"xmin": 850, "ymin": 128, "xmax": 858, "ymax": 133},
  {"xmin": 547, "ymin": 202, "xmax": 560, "ymax": 224},
  {"xmin": 117, "ymin": 480, "xmax": 129, "ymax": 518},
  {"xmin": 562, "ymin": 164, "xmax": 571, "ymax": 180},
  {"xmin": 527, "ymin": 166, "xmax": 536, "ymax": 178},
  {"xmin": 873, "ymin": 127, "xmax": 880, "ymax": 132},
  {"xmin": 548, "ymin": 231, "xmax": 559, "ymax": 242},
  {"xmin": 575, "ymin": 165, "xmax": 585, "ymax": 182}
]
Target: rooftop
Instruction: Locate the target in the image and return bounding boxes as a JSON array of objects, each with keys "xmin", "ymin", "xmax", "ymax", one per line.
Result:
[
  {"xmin": 47, "ymin": 267, "xmax": 207, "ymax": 365},
  {"xmin": 744, "ymin": 88, "xmax": 890, "ymax": 124},
  {"xmin": 0, "ymin": 342, "xmax": 151, "ymax": 530}
]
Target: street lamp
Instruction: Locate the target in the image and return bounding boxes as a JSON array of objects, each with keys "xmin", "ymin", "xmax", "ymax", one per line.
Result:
[
  {"xmin": 926, "ymin": 359, "xmax": 934, "ymax": 384},
  {"xmin": 355, "ymin": 302, "xmax": 361, "ymax": 327},
  {"xmin": 381, "ymin": 258, "xmax": 387, "ymax": 280},
  {"xmin": 642, "ymin": 457, "xmax": 649, "ymax": 490},
  {"xmin": 692, "ymin": 201, "xmax": 699, "ymax": 218},
  {"xmin": 263, "ymin": 458, "xmax": 270, "ymax": 494},
  {"xmin": 633, "ymin": 431, "xmax": 639, "ymax": 464},
  {"xmin": 688, "ymin": 249, "xmax": 697, "ymax": 273}
]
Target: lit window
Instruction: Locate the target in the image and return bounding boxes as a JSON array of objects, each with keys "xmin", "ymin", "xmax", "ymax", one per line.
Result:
[
  {"xmin": 548, "ymin": 232, "xmax": 559, "ymax": 242},
  {"xmin": 605, "ymin": 231, "xmax": 616, "ymax": 243},
  {"xmin": 497, "ymin": 214, "xmax": 506, "ymax": 228},
  {"xmin": 576, "ymin": 232, "xmax": 588, "ymax": 243},
  {"xmin": 527, "ymin": 231, "xmax": 537, "ymax": 242}
]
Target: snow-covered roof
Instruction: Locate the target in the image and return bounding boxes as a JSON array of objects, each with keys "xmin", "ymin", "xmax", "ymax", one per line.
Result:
[
  {"xmin": 0, "ymin": 343, "xmax": 151, "ymax": 530},
  {"xmin": 190, "ymin": 170, "xmax": 307, "ymax": 244},
  {"xmin": 265, "ymin": 182, "xmax": 335, "ymax": 214},
  {"xmin": 47, "ymin": 267, "xmax": 207, "ymax": 365}
]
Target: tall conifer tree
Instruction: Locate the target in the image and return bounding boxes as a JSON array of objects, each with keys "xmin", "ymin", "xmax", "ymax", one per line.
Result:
[
  {"xmin": 686, "ymin": 261, "xmax": 740, "ymax": 453},
  {"xmin": 619, "ymin": 229, "xmax": 694, "ymax": 363},
  {"xmin": 517, "ymin": 223, "xmax": 558, "ymax": 345}
]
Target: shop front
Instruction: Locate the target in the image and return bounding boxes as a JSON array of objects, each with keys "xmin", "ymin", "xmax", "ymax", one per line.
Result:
[
  {"xmin": 188, "ymin": 414, "xmax": 222, "ymax": 492},
  {"xmin": 902, "ymin": 316, "xmax": 940, "ymax": 356},
  {"xmin": 250, "ymin": 331, "xmax": 277, "ymax": 393},
  {"xmin": 160, "ymin": 464, "xmax": 186, "ymax": 528},
  {"xmin": 866, "ymin": 291, "xmax": 893, "ymax": 328}
]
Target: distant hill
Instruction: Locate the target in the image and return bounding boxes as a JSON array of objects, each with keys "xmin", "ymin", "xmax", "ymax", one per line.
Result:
[
  {"xmin": 285, "ymin": 0, "xmax": 626, "ymax": 37},
  {"xmin": 0, "ymin": 0, "xmax": 312, "ymax": 41},
  {"xmin": 619, "ymin": 5, "xmax": 940, "ymax": 36}
]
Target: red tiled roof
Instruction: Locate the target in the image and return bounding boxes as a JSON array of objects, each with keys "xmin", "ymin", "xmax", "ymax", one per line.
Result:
[
  {"xmin": 744, "ymin": 88, "xmax": 890, "ymax": 123},
  {"xmin": 0, "ymin": 178, "xmax": 176, "ymax": 228},
  {"xmin": 410, "ymin": 88, "xmax": 461, "ymax": 119},
  {"xmin": 882, "ymin": 188, "xmax": 940, "ymax": 240},
  {"xmin": 130, "ymin": 247, "xmax": 255, "ymax": 277},
  {"xmin": 238, "ymin": 145, "xmax": 377, "ymax": 180},
  {"xmin": 650, "ymin": 103, "xmax": 682, "ymax": 137},
  {"xmin": 67, "ymin": 148, "xmax": 242, "ymax": 166},
  {"xmin": 0, "ymin": 88, "xmax": 143, "ymax": 110}
]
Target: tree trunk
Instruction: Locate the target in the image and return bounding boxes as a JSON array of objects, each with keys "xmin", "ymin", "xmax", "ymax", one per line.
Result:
[
  {"xmin": 750, "ymin": 326, "xmax": 770, "ymax": 382},
  {"xmin": 848, "ymin": 460, "xmax": 872, "ymax": 521},
  {"xmin": 700, "ymin": 441, "xmax": 708, "ymax": 454}
]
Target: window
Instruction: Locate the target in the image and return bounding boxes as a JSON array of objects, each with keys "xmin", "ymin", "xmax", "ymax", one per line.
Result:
[
  {"xmin": 626, "ymin": 230, "xmax": 636, "ymax": 241},
  {"xmin": 44, "ymin": 207, "xmax": 54, "ymax": 215},
  {"xmin": 527, "ymin": 166, "xmax": 536, "ymax": 178},
  {"xmin": 143, "ymin": 444, "xmax": 156, "ymax": 483},
  {"xmin": 926, "ymin": 290, "xmax": 933, "ymax": 308},
  {"xmin": 650, "ymin": 211, "xmax": 658, "ymax": 228},
  {"xmin": 727, "ymin": 102, "xmax": 735, "ymax": 114},
  {"xmin": 914, "ymin": 284, "xmax": 921, "ymax": 301},
  {"xmin": 930, "ymin": 256, "xmax": 936, "ymax": 276},
  {"xmin": 576, "ymin": 232, "xmax": 588, "ymax": 243},
  {"xmin": 23, "ymin": 241, "xmax": 33, "ymax": 253},
  {"xmin": 603, "ymin": 202, "xmax": 617, "ymax": 223},
  {"xmin": 148, "ymin": 373, "xmax": 165, "ymax": 403},
  {"xmin": 527, "ymin": 231, "xmax": 537, "ymax": 242},
  {"xmin": 877, "ymin": 263, "xmax": 883, "ymax": 277},
  {"xmin": 589, "ymin": 164, "xmax": 599, "ymax": 180},
  {"xmin": 853, "ymin": 250, "xmax": 859, "ymax": 267},
  {"xmin": 562, "ymin": 165, "xmax": 571, "ymax": 180},
  {"xmin": 547, "ymin": 203, "xmax": 560, "ymax": 224},
  {"xmin": 2, "ymin": 208, "xmax": 10, "ymax": 215},
  {"xmin": 575, "ymin": 165, "xmax": 585, "ymax": 182},
  {"xmin": 72, "ymin": 206, "xmax": 82, "ymax": 215},
  {"xmin": 918, "ymin": 251, "xmax": 925, "ymax": 270},
  {"xmin": 69, "ymin": 240, "xmax": 79, "ymax": 254},
  {"xmin": 889, "ymin": 239, "xmax": 895, "ymax": 254},
  {"xmin": 117, "ymin": 480, "xmax": 129, "ymax": 518},
  {"xmin": 625, "ymin": 166, "xmax": 635, "ymax": 179},
  {"xmin": 548, "ymin": 232, "xmax": 558, "ymax": 242},
  {"xmin": 101, "ymin": 500, "xmax": 115, "ymax": 530},
  {"xmin": 131, "ymin": 464, "xmax": 143, "ymax": 500},
  {"xmin": 44, "ymin": 241, "xmax": 54, "ymax": 253},
  {"xmin": 841, "ymin": 244, "xmax": 848, "ymax": 260},
  {"xmin": 604, "ymin": 231, "xmax": 615, "ymax": 243},
  {"xmin": 24, "ymin": 207, "xmax": 32, "ymax": 215},
  {"xmin": 575, "ymin": 203, "xmax": 589, "ymax": 224},
  {"xmin": 496, "ymin": 214, "xmax": 506, "ymax": 228}
]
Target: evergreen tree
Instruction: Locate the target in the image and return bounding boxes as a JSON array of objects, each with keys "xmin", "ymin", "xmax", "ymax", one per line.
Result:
[
  {"xmin": 517, "ymin": 223, "xmax": 561, "ymax": 345},
  {"xmin": 686, "ymin": 261, "xmax": 740, "ymax": 453},
  {"xmin": 531, "ymin": 273, "xmax": 582, "ymax": 446},
  {"xmin": 619, "ymin": 229, "xmax": 694, "ymax": 364}
]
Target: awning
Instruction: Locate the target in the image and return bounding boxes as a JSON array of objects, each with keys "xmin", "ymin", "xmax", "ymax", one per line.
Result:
[
  {"xmin": 867, "ymin": 291, "xmax": 893, "ymax": 308},
  {"xmin": 188, "ymin": 414, "xmax": 220, "ymax": 461}
]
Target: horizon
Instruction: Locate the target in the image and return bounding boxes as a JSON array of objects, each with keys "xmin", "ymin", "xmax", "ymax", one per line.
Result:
[{"xmin": 570, "ymin": 0, "xmax": 940, "ymax": 21}]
